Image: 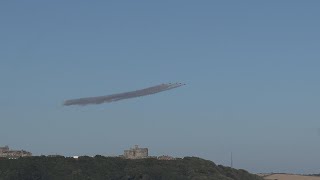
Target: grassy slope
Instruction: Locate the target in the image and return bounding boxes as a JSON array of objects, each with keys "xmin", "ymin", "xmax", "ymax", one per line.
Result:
[{"xmin": 0, "ymin": 156, "xmax": 263, "ymax": 180}]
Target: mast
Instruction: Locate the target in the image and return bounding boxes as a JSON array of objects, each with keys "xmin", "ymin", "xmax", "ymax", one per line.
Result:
[{"xmin": 231, "ymin": 152, "xmax": 233, "ymax": 168}]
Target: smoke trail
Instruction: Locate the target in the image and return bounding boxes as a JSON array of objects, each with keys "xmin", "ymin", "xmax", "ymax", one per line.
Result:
[{"xmin": 63, "ymin": 83, "xmax": 185, "ymax": 106}]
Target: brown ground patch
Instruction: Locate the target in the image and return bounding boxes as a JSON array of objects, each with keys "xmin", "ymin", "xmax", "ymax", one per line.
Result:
[{"xmin": 264, "ymin": 174, "xmax": 320, "ymax": 180}]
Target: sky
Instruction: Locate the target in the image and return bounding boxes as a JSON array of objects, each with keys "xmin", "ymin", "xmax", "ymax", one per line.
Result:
[{"xmin": 1, "ymin": 1, "xmax": 320, "ymax": 174}]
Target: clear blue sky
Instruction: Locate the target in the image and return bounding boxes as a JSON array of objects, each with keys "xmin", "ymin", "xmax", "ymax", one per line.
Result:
[{"xmin": 1, "ymin": 1, "xmax": 320, "ymax": 174}]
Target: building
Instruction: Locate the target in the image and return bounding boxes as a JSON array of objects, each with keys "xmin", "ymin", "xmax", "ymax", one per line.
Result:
[
  {"xmin": 0, "ymin": 146, "xmax": 9, "ymax": 153},
  {"xmin": 0, "ymin": 146, "xmax": 32, "ymax": 159},
  {"xmin": 123, "ymin": 145, "xmax": 148, "ymax": 159}
]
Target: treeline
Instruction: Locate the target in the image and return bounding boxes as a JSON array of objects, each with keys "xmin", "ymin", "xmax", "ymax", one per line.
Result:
[{"xmin": 0, "ymin": 156, "xmax": 263, "ymax": 180}]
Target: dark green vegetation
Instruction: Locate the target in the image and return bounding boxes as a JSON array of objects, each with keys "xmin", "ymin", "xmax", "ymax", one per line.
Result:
[{"xmin": 0, "ymin": 156, "xmax": 263, "ymax": 180}]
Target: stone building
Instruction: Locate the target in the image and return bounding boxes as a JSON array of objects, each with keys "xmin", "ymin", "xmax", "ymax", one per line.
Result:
[
  {"xmin": 123, "ymin": 145, "xmax": 148, "ymax": 159},
  {"xmin": 0, "ymin": 146, "xmax": 32, "ymax": 159},
  {"xmin": 0, "ymin": 146, "xmax": 9, "ymax": 153}
]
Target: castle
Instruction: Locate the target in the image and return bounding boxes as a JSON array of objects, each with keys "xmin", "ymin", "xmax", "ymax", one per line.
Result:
[
  {"xmin": 0, "ymin": 146, "xmax": 32, "ymax": 159},
  {"xmin": 123, "ymin": 145, "xmax": 148, "ymax": 159}
]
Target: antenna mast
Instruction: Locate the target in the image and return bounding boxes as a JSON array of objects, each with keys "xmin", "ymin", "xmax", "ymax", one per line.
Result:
[{"xmin": 231, "ymin": 152, "xmax": 233, "ymax": 168}]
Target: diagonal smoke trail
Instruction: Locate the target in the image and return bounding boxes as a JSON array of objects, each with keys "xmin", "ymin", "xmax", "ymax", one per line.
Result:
[{"xmin": 63, "ymin": 83, "xmax": 185, "ymax": 106}]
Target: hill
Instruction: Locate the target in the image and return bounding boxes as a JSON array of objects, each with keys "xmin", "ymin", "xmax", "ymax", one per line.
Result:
[{"xmin": 0, "ymin": 156, "xmax": 262, "ymax": 180}]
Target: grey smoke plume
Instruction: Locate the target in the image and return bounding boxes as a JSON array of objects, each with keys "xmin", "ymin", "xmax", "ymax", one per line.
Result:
[{"xmin": 63, "ymin": 83, "xmax": 185, "ymax": 106}]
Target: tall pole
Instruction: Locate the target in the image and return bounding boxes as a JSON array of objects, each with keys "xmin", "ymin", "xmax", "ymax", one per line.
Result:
[{"xmin": 231, "ymin": 152, "xmax": 233, "ymax": 168}]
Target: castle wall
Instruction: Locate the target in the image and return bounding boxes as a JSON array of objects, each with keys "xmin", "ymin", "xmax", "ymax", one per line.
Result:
[
  {"xmin": 134, "ymin": 148, "xmax": 148, "ymax": 158},
  {"xmin": 0, "ymin": 146, "xmax": 32, "ymax": 158},
  {"xmin": 0, "ymin": 146, "xmax": 9, "ymax": 153},
  {"xmin": 123, "ymin": 145, "xmax": 148, "ymax": 159}
]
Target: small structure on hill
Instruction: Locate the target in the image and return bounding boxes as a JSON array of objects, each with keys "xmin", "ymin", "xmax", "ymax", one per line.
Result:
[
  {"xmin": 124, "ymin": 145, "xmax": 148, "ymax": 159},
  {"xmin": 157, "ymin": 155, "xmax": 176, "ymax": 160},
  {"xmin": 0, "ymin": 146, "xmax": 32, "ymax": 159}
]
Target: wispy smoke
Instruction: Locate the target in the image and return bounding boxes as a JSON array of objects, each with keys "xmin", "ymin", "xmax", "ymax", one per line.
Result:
[{"xmin": 63, "ymin": 83, "xmax": 185, "ymax": 106}]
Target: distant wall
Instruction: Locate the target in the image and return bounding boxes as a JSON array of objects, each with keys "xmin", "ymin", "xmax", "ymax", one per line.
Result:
[
  {"xmin": 123, "ymin": 145, "xmax": 148, "ymax": 159},
  {"xmin": 0, "ymin": 146, "xmax": 32, "ymax": 159},
  {"xmin": 0, "ymin": 146, "xmax": 9, "ymax": 153}
]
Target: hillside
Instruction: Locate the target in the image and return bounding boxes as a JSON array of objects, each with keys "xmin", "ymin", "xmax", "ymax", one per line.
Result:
[{"xmin": 0, "ymin": 156, "xmax": 262, "ymax": 180}]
